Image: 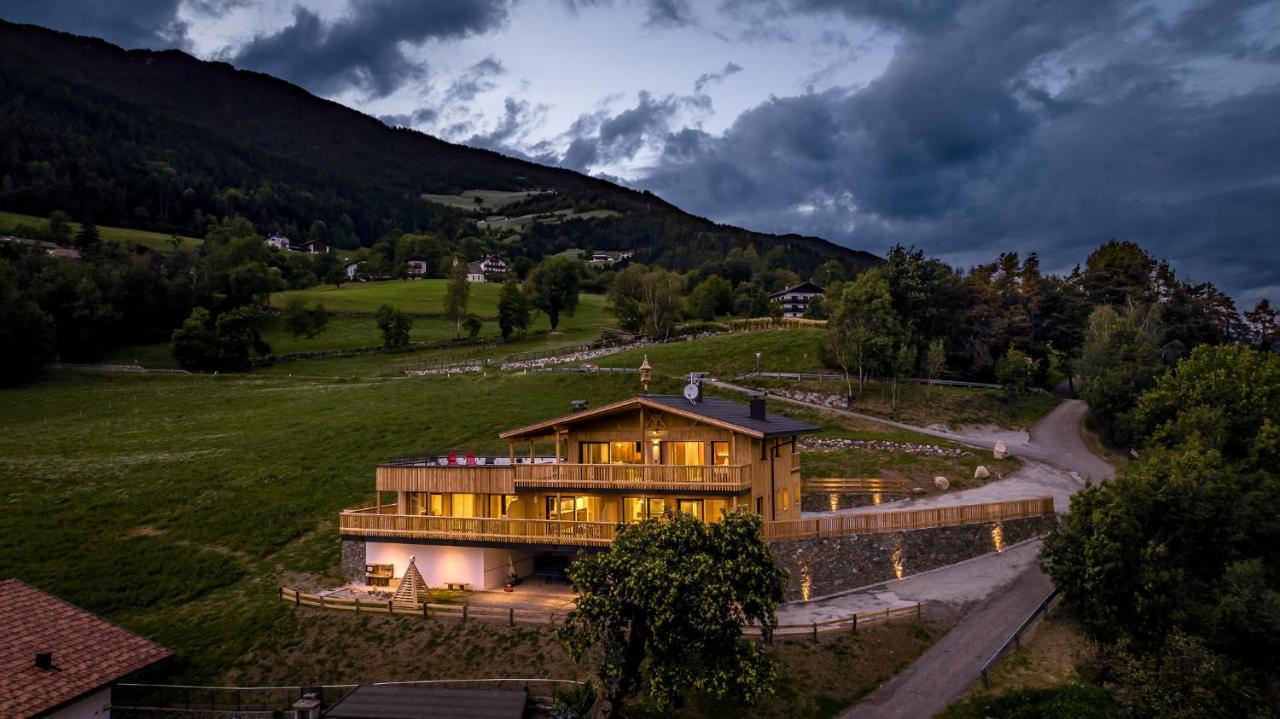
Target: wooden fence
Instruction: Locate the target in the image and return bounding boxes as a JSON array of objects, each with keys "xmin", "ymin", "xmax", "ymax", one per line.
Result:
[
  {"xmin": 802, "ymin": 477, "xmax": 911, "ymax": 494},
  {"xmin": 278, "ymin": 587, "xmax": 920, "ymax": 640},
  {"xmin": 763, "ymin": 497, "xmax": 1055, "ymax": 540}
]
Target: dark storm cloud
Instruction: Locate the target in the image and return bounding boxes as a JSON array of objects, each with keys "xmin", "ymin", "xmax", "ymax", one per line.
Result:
[
  {"xmin": 443, "ymin": 56, "xmax": 506, "ymax": 105},
  {"xmin": 233, "ymin": 0, "xmax": 511, "ymax": 98},
  {"xmin": 0, "ymin": 0, "xmax": 191, "ymax": 49},
  {"xmin": 637, "ymin": 0, "xmax": 1280, "ymax": 301},
  {"xmin": 719, "ymin": 0, "xmax": 967, "ymax": 33},
  {"xmin": 552, "ymin": 91, "xmax": 686, "ymax": 171},
  {"xmin": 694, "ymin": 62, "xmax": 744, "ymax": 92}
]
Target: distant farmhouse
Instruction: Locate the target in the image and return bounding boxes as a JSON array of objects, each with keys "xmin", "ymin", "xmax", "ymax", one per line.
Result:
[
  {"xmin": 466, "ymin": 255, "xmax": 508, "ymax": 283},
  {"xmin": 405, "ymin": 256, "xmax": 430, "ymax": 278},
  {"xmin": 264, "ymin": 234, "xmax": 332, "ymax": 254},
  {"xmin": 0, "ymin": 578, "xmax": 172, "ymax": 719},
  {"xmin": 769, "ymin": 281, "xmax": 825, "ymax": 318},
  {"xmin": 586, "ymin": 250, "xmax": 633, "ymax": 267},
  {"xmin": 345, "ymin": 260, "xmax": 361, "ymax": 280}
]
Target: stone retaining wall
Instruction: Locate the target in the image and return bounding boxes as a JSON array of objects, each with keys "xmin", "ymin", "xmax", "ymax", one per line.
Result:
[
  {"xmin": 341, "ymin": 539, "xmax": 366, "ymax": 583},
  {"xmin": 770, "ymin": 514, "xmax": 1058, "ymax": 601},
  {"xmin": 800, "ymin": 491, "xmax": 911, "ymax": 512}
]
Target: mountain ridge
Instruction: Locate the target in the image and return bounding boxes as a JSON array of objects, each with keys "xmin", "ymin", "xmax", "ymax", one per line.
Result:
[{"xmin": 0, "ymin": 19, "xmax": 879, "ymax": 272}]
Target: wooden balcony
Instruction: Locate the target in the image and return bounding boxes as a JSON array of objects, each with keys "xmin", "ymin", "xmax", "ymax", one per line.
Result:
[
  {"xmin": 375, "ymin": 458, "xmax": 752, "ymax": 494},
  {"xmin": 512, "ymin": 463, "xmax": 750, "ymax": 493},
  {"xmin": 339, "ymin": 504, "xmax": 617, "ymax": 547}
]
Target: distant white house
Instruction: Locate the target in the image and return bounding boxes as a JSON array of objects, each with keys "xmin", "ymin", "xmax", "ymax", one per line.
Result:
[
  {"xmin": 345, "ymin": 261, "xmax": 361, "ymax": 280},
  {"xmin": 585, "ymin": 250, "xmax": 634, "ymax": 267},
  {"xmin": 264, "ymin": 234, "xmax": 332, "ymax": 254},
  {"xmin": 405, "ymin": 256, "xmax": 429, "ymax": 278},
  {"xmin": 769, "ymin": 281, "xmax": 825, "ymax": 318},
  {"xmin": 467, "ymin": 255, "xmax": 508, "ymax": 283}
]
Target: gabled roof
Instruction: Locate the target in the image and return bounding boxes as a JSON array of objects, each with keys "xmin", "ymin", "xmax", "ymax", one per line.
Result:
[
  {"xmin": 769, "ymin": 281, "xmax": 825, "ymax": 299},
  {"xmin": 499, "ymin": 394, "xmax": 819, "ymax": 440},
  {"xmin": 0, "ymin": 579, "xmax": 172, "ymax": 717}
]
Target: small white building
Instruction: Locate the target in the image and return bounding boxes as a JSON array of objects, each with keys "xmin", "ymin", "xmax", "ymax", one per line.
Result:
[
  {"xmin": 768, "ymin": 281, "xmax": 826, "ymax": 318},
  {"xmin": 405, "ymin": 256, "xmax": 429, "ymax": 278},
  {"xmin": 345, "ymin": 261, "xmax": 361, "ymax": 280},
  {"xmin": 466, "ymin": 255, "xmax": 508, "ymax": 283},
  {"xmin": 265, "ymin": 234, "xmax": 292, "ymax": 251}
]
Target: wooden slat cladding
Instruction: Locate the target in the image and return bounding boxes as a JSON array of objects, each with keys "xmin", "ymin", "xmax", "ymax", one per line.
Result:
[
  {"xmin": 339, "ymin": 511, "xmax": 616, "ymax": 547},
  {"xmin": 513, "ymin": 463, "xmax": 749, "ymax": 492},
  {"xmin": 376, "ymin": 465, "xmax": 517, "ymax": 494},
  {"xmin": 762, "ymin": 497, "xmax": 1055, "ymax": 540}
]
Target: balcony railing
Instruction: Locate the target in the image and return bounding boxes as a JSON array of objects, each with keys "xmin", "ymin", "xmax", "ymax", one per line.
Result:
[
  {"xmin": 512, "ymin": 463, "xmax": 750, "ymax": 492},
  {"xmin": 339, "ymin": 505, "xmax": 617, "ymax": 547}
]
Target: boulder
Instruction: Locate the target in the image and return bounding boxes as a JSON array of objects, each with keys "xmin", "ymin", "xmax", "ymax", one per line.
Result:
[
  {"xmin": 974, "ymin": 465, "xmax": 991, "ymax": 480},
  {"xmin": 993, "ymin": 440, "xmax": 1008, "ymax": 460},
  {"xmin": 933, "ymin": 476, "xmax": 950, "ymax": 490}
]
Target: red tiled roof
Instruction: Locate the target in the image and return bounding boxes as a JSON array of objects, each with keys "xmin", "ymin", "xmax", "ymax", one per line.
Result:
[{"xmin": 0, "ymin": 579, "xmax": 172, "ymax": 718}]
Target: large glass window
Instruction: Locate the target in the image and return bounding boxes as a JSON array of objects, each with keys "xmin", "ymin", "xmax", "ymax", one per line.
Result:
[
  {"xmin": 677, "ymin": 499, "xmax": 705, "ymax": 520},
  {"xmin": 408, "ymin": 492, "xmax": 450, "ymax": 516},
  {"xmin": 705, "ymin": 499, "xmax": 728, "ymax": 522},
  {"xmin": 662, "ymin": 441, "xmax": 707, "ymax": 465},
  {"xmin": 489, "ymin": 494, "xmax": 517, "ymax": 518},
  {"xmin": 609, "ymin": 441, "xmax": 643, "ymax": 464},
  {"xmin": 580, "ymin": 442, "xmax": 609, "ymax": 464},
  {"xmin": 711, "ymin": 441, "xmax": 731, "ymax": 466},
  {"xmin": 546, "ymin": 495, "xmax": 589, "ymax": 521},
  {"xmin": 623, "ymin": 496, "xmax": 666, "ymax": 522},
  {"xmin": 451, "ymin": 493, "xmax": 477, "ymax": 517}
]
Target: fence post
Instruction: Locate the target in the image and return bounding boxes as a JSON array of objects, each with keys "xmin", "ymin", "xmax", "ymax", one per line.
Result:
[
  {"xmin": 423, "ymin": 602, "xmax": 428, "ymax": 618},
  {"xmin": 294, "ymin": 589, "xmax": 300, "ymax": 607},
  {"xmin": 319, "ymin": 595, "xmax": 325, "ymax": 609},
  {"xmin": 812, "ymin": 623, "xmax": 819, "ymax": 643},
  {"xmin": 851, "ymin": 614, "xmax": 858, "ymax": 635},
  {"xmin": 462, "ymin": 605, "xmax": 468, "ymax": 623},
  {"xmin": 916, "ymin": 603, "xmax": 922, "ymax": 621},
  {"xmin": 388, "ymin": 600, "xmax": 394, "ymax": 614},
  {"xmin": 509, "ymin": 608, "xmax": 515, "ymax": 627},
  {"xmin": 354, "ymin": 598, "xmax": 360, "ymax": 613}
]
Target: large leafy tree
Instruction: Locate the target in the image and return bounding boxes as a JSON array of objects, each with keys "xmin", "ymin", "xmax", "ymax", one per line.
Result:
[
  {"xmin": 496, "ymin": 279, "xmax": 531, "ymax": 339},
  {"xmin": 375, "ymin": 304, "xmax": 412, "ymax": 349},
  {"xmin": 560, "ymin": 510, "xmax": 786, "ymax": 717},
  {"xmin": 528, "ymin": 256, "xmax": 580, "ymax": 330},
  {"xmin": 1078, "ymin": 303, "xmax": 1166, "ymax": 446},
  {"xmin": 825, "ymin": 269, "xmax": 900, "ymax": 399},
  {"xmin": 0, "ymin": 260, "xmax": 55, "ymax": 383}
]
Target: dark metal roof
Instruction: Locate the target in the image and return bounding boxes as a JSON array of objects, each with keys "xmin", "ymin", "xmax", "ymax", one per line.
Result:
[
  {"xmin": 768, "ymin": 281, "xmax": 825, "ymax": 298},
  {"xmin": 642, "ymin": 394, "xmax": 820, "ymax": 438},
  {"xmin": 324, "ymin": 685, "xmax": 527, "ymax": 719}
]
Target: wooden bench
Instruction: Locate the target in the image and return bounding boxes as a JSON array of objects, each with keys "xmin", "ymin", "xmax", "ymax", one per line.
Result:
[{"xmin": 445, "ymin": 582, "xmax": 471, "ymax": 591}]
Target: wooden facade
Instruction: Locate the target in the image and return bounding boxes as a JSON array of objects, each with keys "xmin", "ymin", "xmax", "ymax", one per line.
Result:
[{"xmin": 345, "ymin": 396, "xmax": 816, "ymax": 547}]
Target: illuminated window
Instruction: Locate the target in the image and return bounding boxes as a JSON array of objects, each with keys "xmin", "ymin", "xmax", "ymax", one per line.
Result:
[
  {"xmin": 711, "ymin": 441, "xmax": 731, "ymax": 466},
  {"xmin": 489, "ymin": 494, "xmax": 517, "ymax": 518},
  {"xmin": 408, "ymin": 492, "xmax": 427, "ymax": 516},
  {"xmin": 609, "ymin": 441, "xmax": 643, "ymax": 464},
  {"xmin": 623, "ymin": 496, "xmax": 666, "ymax": 522},
  {"xmin": 775, "ymin": 490, "xmax": 790, "ymax": 512},
  {"xmin": 580, "ymin": 442, "xmax": 609, "ymax": 464},
  {"xmin": 451, "ymin": 493, "xmax": 476, "ymax": 517},
  {"xmin": 546, "ymin": 496, "xmax": 589, "ymax": 521},
  {"xmin": 705, "ymin": 499, "xmax": 728, "ymax": 522},
  {"xmin": 677, "ymin": 499, "xmax": 705, "ymax": 520},
  {"xmin": 409, "ymin": 492, "xmax": 451, "ymax": 516},
  {"xmin": 662, "ymin": 441, "xmax": 707, "ymax": 465},
  {"xmin": 430, "ymin": 493, "xmax": 448, "ymax": 516}
]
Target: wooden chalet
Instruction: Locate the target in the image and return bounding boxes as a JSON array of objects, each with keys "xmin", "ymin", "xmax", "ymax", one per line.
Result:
[{"xmin": 340, "ymin": 391, "xmax": 819, "ymax": 590}]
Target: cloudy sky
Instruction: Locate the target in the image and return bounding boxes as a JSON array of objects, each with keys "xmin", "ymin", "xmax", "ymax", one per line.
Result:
[{"xmin": 3, "ymin": 0, "xmax": 1279, "ymax": 304}]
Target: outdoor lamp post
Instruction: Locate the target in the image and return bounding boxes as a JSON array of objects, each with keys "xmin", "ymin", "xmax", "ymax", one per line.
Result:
[
  {"xmin": 640, "ymin": 355, "xmax": 652, "ymax": 391},
  {"xmin": 755, "ymin": 351, "xmax": 762, "ymax": 373}
]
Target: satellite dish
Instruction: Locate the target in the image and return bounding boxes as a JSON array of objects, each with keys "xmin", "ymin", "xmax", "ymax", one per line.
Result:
[{"xmin": 683, "ymin": 372, "xmax": 702, "ymax": 403}]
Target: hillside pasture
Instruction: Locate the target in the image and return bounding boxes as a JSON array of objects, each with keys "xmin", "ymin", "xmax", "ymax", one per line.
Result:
[
  {"xmin": 421, "ymin": 189, "xmax": 549, "ymax": 211},
  {"xmin": 0, "ymin": 209, "xmax": 204, "ymax": 252}
]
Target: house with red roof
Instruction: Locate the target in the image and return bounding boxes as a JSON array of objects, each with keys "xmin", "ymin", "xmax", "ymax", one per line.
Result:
[{"xmin": 0, "ymin": 579, "xmax": 172, "ymax": 719}]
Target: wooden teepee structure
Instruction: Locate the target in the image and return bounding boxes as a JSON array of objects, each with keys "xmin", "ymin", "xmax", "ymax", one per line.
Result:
[{"xmin": 393, "ymin": 556, "xmax": 429, "ymax": 605}]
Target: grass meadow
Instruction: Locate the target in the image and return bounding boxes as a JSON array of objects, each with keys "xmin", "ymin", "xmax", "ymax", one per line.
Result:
[{"xmin": 0, "ymin": 209, "xmax": 204, "ymax": 252}]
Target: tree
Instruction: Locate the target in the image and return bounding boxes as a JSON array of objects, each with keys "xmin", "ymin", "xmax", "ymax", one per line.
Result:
[
  {"xmin": 995, "ymin": 348, "xmax": 1035, "ymax": 399},
  {"xmin": 528, "ymin": 256, "xmax": 580, "ymax": 330},
  {"xmin": 47, "ymin": 211, "xmax": 71, "ymax": 244},
  {"xmin": 559, "ymin": 510, "xmax": 785, "ymax": 717},
  {"xmin": 924, "ymin": 337, "xmax": 946, "ymax": 398},
  {"xmin": 1082, "ymin": 240, "xmax": 1156, "ymax": 307},
  {"xmin": 1078, "ymin": 303, "xmax": 1165, "ymax": 447},
  {"xmin": 74, "ymin": 216, "xmax": 101, "ymax": 253},
  {"xmin": 375, "ymin": 304, "xmax": 412, "ymax": 348},
  {"xmin": 324, "ymin": 264, "xmax": 346, "ymax": 288},
  {"xmin": 213, "ymin": 305, "xmax": 270, "ymax": 370},
  {"xmin": 824, "ymin": 270, "xmax": 900, "ymax": 401},
  {"xmin": 890, "ymin": 341, "xmax": 918, "ymax": 411},
  {"xmin": 685, "ymin": 275, "xmax": 732, "ymax": 321},
  {"xmin": 282, "ymin": 298, "xmax": 329, "ymax": 339},
  {"xmin": 607, "ymin": 264, "xmax": 647, "ymax": 333},
  {"xmin": 801, "ymin": 293, "xmax": 829, "ymax": 320},
  {"xmin": 641, "ymin": 267, "xmax": 683, "ymax": 339},
  {"xmin": 1245, "ymin": 299, "xmax": 1279, "ymax": 351},
  {"xmin": 811, "ymin": 258, "xmax": 848, "ymax": 288},
  {"xmin": 170, "ymin": 307, "xmax": 219, "ymax": 371},
  {"xmin": 462, "ymin": 314, "xmax": 482, "ymax": 339},
  {"xmin": 0, "ymin": 262, "xmax": 55, "ymax": 384},
  {"xmin": 443, "ymin": 257, "xmax": 470, "ymax": 338},
  {"xmin": 497, "ymin": 280, "xmax": 531, "ymax": 339}
]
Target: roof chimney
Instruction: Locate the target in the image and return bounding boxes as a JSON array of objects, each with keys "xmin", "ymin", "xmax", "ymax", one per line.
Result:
[
  {"xmin": 35, "ymin": 652, "xmax": 53, "ymax": 670},
  {"xmin": 570, "ymin": 400, "xmax": 589, "ymax": 412},
  {"xmin": 749, "ymin": 393, "xmax": 767, "ymax": 421}
]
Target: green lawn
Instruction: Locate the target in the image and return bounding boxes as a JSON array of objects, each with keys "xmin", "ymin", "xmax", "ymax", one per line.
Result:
[
  {"xmin": 597, "ymin": 328, "xmax": 830, "ymax": 379},
  {"xmin": 421, "ymin": 189, "xmax": 548, "ymax": 211},
  {"xmin": 0, "ymin": 209, "xmax": 203, "ymax": 252}
]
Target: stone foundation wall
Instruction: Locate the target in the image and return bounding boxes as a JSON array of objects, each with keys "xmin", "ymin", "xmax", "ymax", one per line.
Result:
[
  {"xmin": 341, "ymin": 538, "xmax": 366, "ymax": 583},
  {"xmin": 771, "ymin": 514, "xmax": 1058, "ymax": 601}
]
